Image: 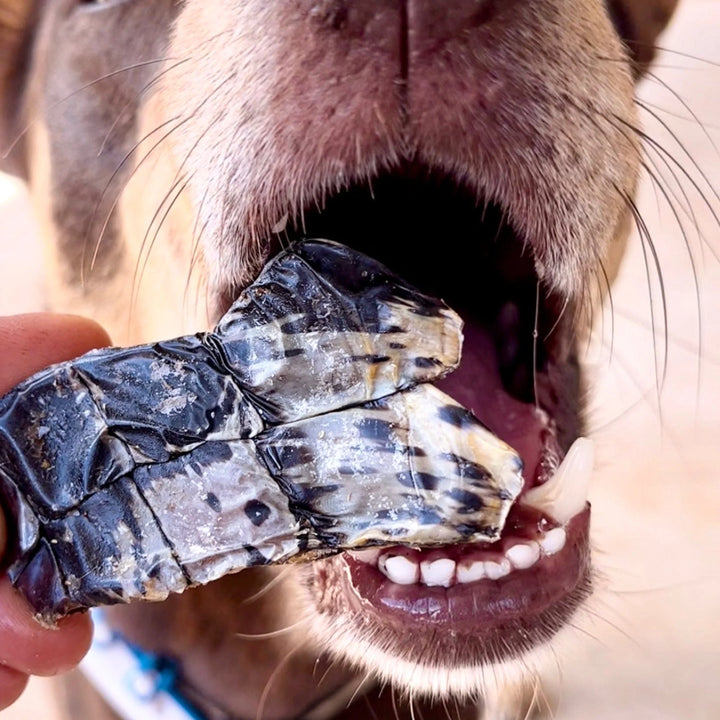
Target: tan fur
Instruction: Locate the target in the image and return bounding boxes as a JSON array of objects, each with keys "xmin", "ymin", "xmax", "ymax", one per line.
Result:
[
  {"xmin": 163, "ymin": 0, "xmax": 638, "ymax": 299},
  {"xmin": 0, "ymin": 1, "xmax": 679, "ymax": 718}
]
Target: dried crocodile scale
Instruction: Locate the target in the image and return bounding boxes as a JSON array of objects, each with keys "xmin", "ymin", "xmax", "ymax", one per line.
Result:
[{"xmin": 0, "ymin": 239, "xmax": 524, "ymax": 623}]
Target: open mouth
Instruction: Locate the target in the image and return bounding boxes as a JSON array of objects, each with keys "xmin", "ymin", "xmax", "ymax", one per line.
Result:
[{"xmin": 259, "ymin": 164, "xmax": 593, "ymax": 678}]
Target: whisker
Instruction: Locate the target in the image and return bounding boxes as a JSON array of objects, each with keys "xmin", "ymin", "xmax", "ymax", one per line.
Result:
[
  {"xmin": 637, "ymin": 96, "xmax": 720, "ymax": 133},
  {"xmin": 643, "ymin": 43, "xmax": 720, "ymax": 70},
  {"xmin": 577, "ymin": 101, "xmax": 710, "ymax": 419},
  {"xmin": 345, "ymin": 672, "xmax": 375, "ymax": 710},
  {"xmin": 598, "ymin": 259, "xmax": 615, "ymax": 363},
  {"xmin": 235, "ymin": 616, "xmax": 311, "ymax": 641},
  {"xmin": 128, "ymin": 70, "xmax": 239, "ymax": 320},
  {"xmin": 97, "ymin": 57, "xmax": 192, "ymax": 157},
  {"xmin": 391, "ymin": 686, "xmax": 402, "ymax": 720},
  {"xmin": 255, "ymin": 639, "xmax": 305, "ymax": 720},
  {"xmin": 2, "ymin": 56, "xmax": 173, "ymax": 159},
  {"xmin": 612, "ymin": 113, "xmax": 720, "ymax": 262},
  {"xmin": 96, "ymin": 26, "xmax": 238, "ymax": 157},
  {"xmin": 551, "ymin": 85, "xmax": 715, "ymax": 420},
  {"xmin": 84, "ymin": 115, "xmax": 185, "ymax": 280},
  {"xmin": 183, "ymin": 188, "xmax": 212, "ymax": 320},
  {"xmin": 613, "ymin": 306, "xmax": 718, "ymax": 364},
  {"xmin": 634, "ymin": 90, "xmax": 720, "ymax": 224},
  {"xmin": 131, "ymin": 174, "xmax": 194, "ymax": 321},
  {"xmin": 645, "ymin": 178, "xmax": 703, "ymax": 403},
  {"xmin": 363, "ymin": 691, "xmax": 383, "ymax": 720},
  {"xmin": 620, "ymin": 187, "xmax": 669, "ymax": 393},
  {"xmin": 577, "ymin": 604, "xmax": 641, "ymax": 649},
  {"xmin": 542, "ymin": 294, "xmax": 570, "ymax": 343},
  {"xmin": 241, "ymin": 567, "xmax": 293, "ymax": 606}
]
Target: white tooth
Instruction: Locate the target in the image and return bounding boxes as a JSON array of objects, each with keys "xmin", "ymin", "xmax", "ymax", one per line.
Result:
[
  {"xmin": 484, "ymin": 558, "xmax": 512, "ymax": 580},
  {"xmin": 379, "ymin": 555, "xmax": 419, "ymax": 585},
  {"xmin": 420, "ymin": 558, "xmax": 456, "ymax": 587},
  {"xmin": 539, "ymin": 527, "xmax": 567, "ymax": 556},
  {"xmin": 521, "ymin": 437, "xmax": 594, "ymax": 524},
  {"xmin": 505, "ymin": 542, "xmax": 540, "ymax": 570},
  {"xmin": 347, "ymin": 548, "xmax": 381, "ymax": 565},
  {"xmin": 457, "ymin": 559, "xmax": 487, "ymax": 583}
]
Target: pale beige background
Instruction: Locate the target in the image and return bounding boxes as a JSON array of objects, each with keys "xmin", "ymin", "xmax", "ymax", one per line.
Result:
[{"xmin": 1, "ymin": 1, "xmax": 720, "ymax": 718}]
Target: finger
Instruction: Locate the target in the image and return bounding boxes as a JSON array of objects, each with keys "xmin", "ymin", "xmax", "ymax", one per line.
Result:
[
  {"xmin": 0, "ymin": 313, "xmax": 111, "ymax": 393},
  {"xmin": 0, "ymin": 580, "xmax": 93, "ymax": 676},
  {"xmin": 0, "ymin": 665, "xmax": 28, "ymax": 711}
]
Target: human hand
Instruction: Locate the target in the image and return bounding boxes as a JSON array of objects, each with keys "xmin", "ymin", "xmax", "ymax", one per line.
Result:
[{"xmin": 0, "ymin": 314, "xmax": 109, "ymax": 710}]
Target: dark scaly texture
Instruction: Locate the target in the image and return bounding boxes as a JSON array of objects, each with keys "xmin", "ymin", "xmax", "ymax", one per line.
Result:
[{"xmin": 0, "ymin": 240, "xmax": 523, "ymax": 623}]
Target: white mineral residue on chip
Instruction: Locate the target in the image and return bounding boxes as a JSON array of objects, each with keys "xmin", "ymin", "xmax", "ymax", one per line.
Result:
[
  {"xmin": 147, "ymin": 358, "xmax": 200, "ymax": 415},
  {"xmin": 64, "ymin": 574, "xmax": 80, "ymax": 592},
  {"xmin": 109, "ymin": 521, "xmax": 143, "ymax": 579},
  {"xmin": 149, "ymin": 358, "xmax": 185, "ymax": 382},
  {"xmin": 158, "ymin": 390, "xmax": 198, "ymax": 415}
]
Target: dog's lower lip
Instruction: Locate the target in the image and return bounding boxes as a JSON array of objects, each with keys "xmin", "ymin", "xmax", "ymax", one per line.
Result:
[{"xmin": 332, "ymin": 509, "xmax": 590, "ymax": 632}]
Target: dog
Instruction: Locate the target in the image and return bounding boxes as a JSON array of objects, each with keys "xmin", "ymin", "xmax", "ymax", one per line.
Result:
[{"xmin": 0, "ymin": 1, "xmax": 681, "ymax": 718}]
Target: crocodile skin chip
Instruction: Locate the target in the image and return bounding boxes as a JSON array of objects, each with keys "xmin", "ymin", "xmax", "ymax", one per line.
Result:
[{"xmin": 0, "ymin": 240, "xmax": 523, "ymax": 623}]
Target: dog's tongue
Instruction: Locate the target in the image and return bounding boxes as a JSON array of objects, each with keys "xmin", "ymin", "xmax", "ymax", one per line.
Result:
[{"xmin": 435, "ymin": 321, "xmax": 554, "ymax": 487}]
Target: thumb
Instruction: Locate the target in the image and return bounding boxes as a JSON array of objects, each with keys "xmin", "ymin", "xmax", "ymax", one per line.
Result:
[{"xmin": 0, "ymin": 313, "xmax": 111, "ymax": 393}]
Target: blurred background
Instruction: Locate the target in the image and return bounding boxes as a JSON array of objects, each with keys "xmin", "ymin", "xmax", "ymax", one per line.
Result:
[{"xmin": 1, "ymin": 1, "xmax": 719, "ymax": 717}]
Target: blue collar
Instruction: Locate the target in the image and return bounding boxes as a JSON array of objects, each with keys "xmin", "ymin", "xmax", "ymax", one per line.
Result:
[
  {"xmin": 80, "ymin": 610, "xmax": 210, "ymax": 720},
  {"xmin": 80, "ymin": 610, "xmax": 369, "ymax": 720}
]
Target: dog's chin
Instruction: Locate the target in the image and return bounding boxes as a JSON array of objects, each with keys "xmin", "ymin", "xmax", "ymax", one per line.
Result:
[{"xmin": 212, "ymin": 165, "xmax": 593, "ymax": 698}]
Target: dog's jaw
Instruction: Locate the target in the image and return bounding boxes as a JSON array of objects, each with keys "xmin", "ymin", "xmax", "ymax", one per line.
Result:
[
  {"xmin": 1, "ymin": 0, "xmax": 680, "ymax": 716},
  {"xmin": 150, "ymin": 0, "xmax": 638, "ymax": 700}
]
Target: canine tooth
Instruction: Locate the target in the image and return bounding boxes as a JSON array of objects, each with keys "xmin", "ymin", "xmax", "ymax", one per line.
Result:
[
  {"xmin": 379, "ymin": 555, "xmax": 419, "ymax": 585},
  {"xmin": 420, "ymin": 558, "xmax": 456, "ymax": 587},
  {"xmin": 521, "ymin": 437, "xmax": 594, "ymax": 524},
  {"xmin": 505, "ymin": 542, "xmax": 540, "ymax": 570},
  {"xmin": 539, "ymin": 527, "xmax": 566, "ymax": 556},
  {"xmin": 484, "ymin": 558, "xmax": 511, "ymax": 580},
  {"xmin": 457, "ymin": 559, "xmax": 487, "ymax": 583}
]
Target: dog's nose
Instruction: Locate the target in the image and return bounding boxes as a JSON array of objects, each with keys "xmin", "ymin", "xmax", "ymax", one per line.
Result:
[{"xmin": 308, "ymin": 0, "xmax": 495, "ymax": 44}]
